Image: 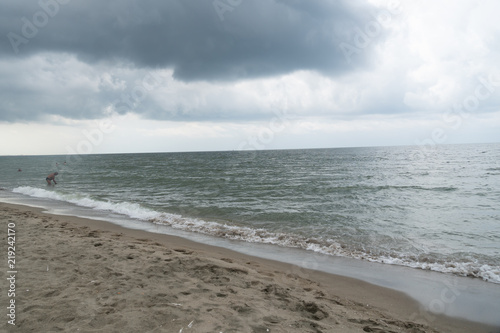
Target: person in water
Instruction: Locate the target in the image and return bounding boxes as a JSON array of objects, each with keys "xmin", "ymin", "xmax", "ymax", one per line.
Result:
[{"xmin": 46, "ymin": 172, "xmax": 58, "ymax": 185}]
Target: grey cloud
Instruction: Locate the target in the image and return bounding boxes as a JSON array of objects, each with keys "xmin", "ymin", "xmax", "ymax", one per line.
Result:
[
  {"xmin": 1, "ymin": 0, "xmax": 377, "ymax": 82},
  {"xmin": 0, "ymin": 80, "xmax": 107, "ymax": 122},
  {"xmin": 0, "ymin": 0, "xmax": 387, "ymax": 123}
]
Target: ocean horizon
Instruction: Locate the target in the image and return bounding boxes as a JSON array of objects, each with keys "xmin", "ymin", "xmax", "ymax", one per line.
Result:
[{"xmin": 1, "ymin": 143, "xmax": 499, "ymax": 285}]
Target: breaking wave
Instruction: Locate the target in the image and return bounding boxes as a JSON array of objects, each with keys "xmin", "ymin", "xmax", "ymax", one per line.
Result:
[{"xmin": 11, "ymin": 186, "xmax": 500, "ymax": 284}]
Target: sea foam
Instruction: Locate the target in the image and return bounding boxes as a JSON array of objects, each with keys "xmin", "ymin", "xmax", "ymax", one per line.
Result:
[{"xmin": 11, "ymin": 186, "xmax": 500, "ymax": 284}]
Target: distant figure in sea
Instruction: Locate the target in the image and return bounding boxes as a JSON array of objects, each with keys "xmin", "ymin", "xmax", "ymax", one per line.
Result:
[
  {"xmin": 18, "ymin": 169, "xmax": 22, "ymax": 172},
  {"xmin": 46, "ymin": 172, "xmax": 58, "ymax": 186}
]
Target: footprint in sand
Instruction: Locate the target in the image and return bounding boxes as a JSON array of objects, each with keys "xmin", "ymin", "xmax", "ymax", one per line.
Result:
[{"xmin": 174, "ymin": 249, "xmax": 193, "ymax": 255}]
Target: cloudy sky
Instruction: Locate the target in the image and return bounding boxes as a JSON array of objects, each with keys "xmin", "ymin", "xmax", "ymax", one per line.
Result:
[{"xmin": 1, "ymin": 0, "xmax": 499, "ymax": 155}]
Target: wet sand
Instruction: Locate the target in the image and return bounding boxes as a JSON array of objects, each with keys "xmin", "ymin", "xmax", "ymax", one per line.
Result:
[{"xmin": 0, "ymin": 202, "xmax": 496, "ymax": 332}]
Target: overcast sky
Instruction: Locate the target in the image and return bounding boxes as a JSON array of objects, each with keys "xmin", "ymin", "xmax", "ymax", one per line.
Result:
[{"xmin": 1, "ymin": 0, "xmax": 499, "ymax": 155}]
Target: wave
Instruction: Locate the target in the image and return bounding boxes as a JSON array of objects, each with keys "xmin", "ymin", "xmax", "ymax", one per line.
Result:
[
  {"xmin": 12, "ymin": 186, "xmax": 161, "ymax": 220},
  {"xmin": 11, "ymin": 186, "xmax": 500, "ymax": 284}
]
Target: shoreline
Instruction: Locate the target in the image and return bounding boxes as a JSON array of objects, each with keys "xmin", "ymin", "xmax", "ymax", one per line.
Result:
[{"xmin": 0, "ymin": 202, "xmax": 497, "ymax": 332}]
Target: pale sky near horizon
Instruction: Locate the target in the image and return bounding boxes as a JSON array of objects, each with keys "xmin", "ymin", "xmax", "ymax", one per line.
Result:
[{"xmin": 1, "ymin": 0, "xmax": 499, "ymax": 156}]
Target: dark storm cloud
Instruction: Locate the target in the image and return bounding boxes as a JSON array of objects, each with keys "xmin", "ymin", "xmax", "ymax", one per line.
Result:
[{"xmin": 1, "ymin": 0, "xmax": 377, "ymax": 81}]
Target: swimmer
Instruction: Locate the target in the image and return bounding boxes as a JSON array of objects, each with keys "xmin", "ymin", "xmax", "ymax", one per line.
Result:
[{"xmin": 46, "ymin": 172, "xmax": 58, "ymax": 185}]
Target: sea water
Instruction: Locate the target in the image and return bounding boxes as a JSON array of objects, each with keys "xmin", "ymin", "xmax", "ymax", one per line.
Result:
[{"xmin": 1, "ymin": 143, "xmax": 499, "ymax": 284}]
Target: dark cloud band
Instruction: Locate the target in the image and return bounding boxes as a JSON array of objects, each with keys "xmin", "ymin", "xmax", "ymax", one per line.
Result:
[{"xmin": 1, "ymin": 0, "xmax": 374, "ymax": 81}]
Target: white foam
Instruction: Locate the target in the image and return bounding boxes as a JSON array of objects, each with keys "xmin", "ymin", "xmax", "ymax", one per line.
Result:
[
  {"xmin": 13, "ymin": 186, "xmax": 162, "ymax": 221},
  {"xmin": 11, "ymin": 186, "xmax": 500, "ymax": 284},
  {"xmin": 13, "ymin": 186, "xmax": 65, "ymax": 201}
]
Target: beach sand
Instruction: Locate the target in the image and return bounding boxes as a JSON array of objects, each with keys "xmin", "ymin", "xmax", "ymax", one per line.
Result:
[{"xmin": 0, "ymin": 202, "xmax": 496, "ymax": 333}]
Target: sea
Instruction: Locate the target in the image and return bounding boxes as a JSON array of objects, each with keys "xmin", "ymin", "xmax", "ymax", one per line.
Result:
[{"xmin": 1, "ymin": 143, "xmax": 500, "ymax": 285}]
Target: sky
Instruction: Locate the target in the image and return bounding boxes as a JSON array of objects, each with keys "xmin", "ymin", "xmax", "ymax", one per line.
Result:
[{"xmin": 0, "ymin": 0, "xmax": 499, "ymax": 155}]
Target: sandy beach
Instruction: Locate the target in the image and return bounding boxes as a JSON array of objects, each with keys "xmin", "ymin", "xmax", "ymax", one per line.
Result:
[{"xmin": 1, "ymin": 202, "xmax": 496, "ymax": 333}]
